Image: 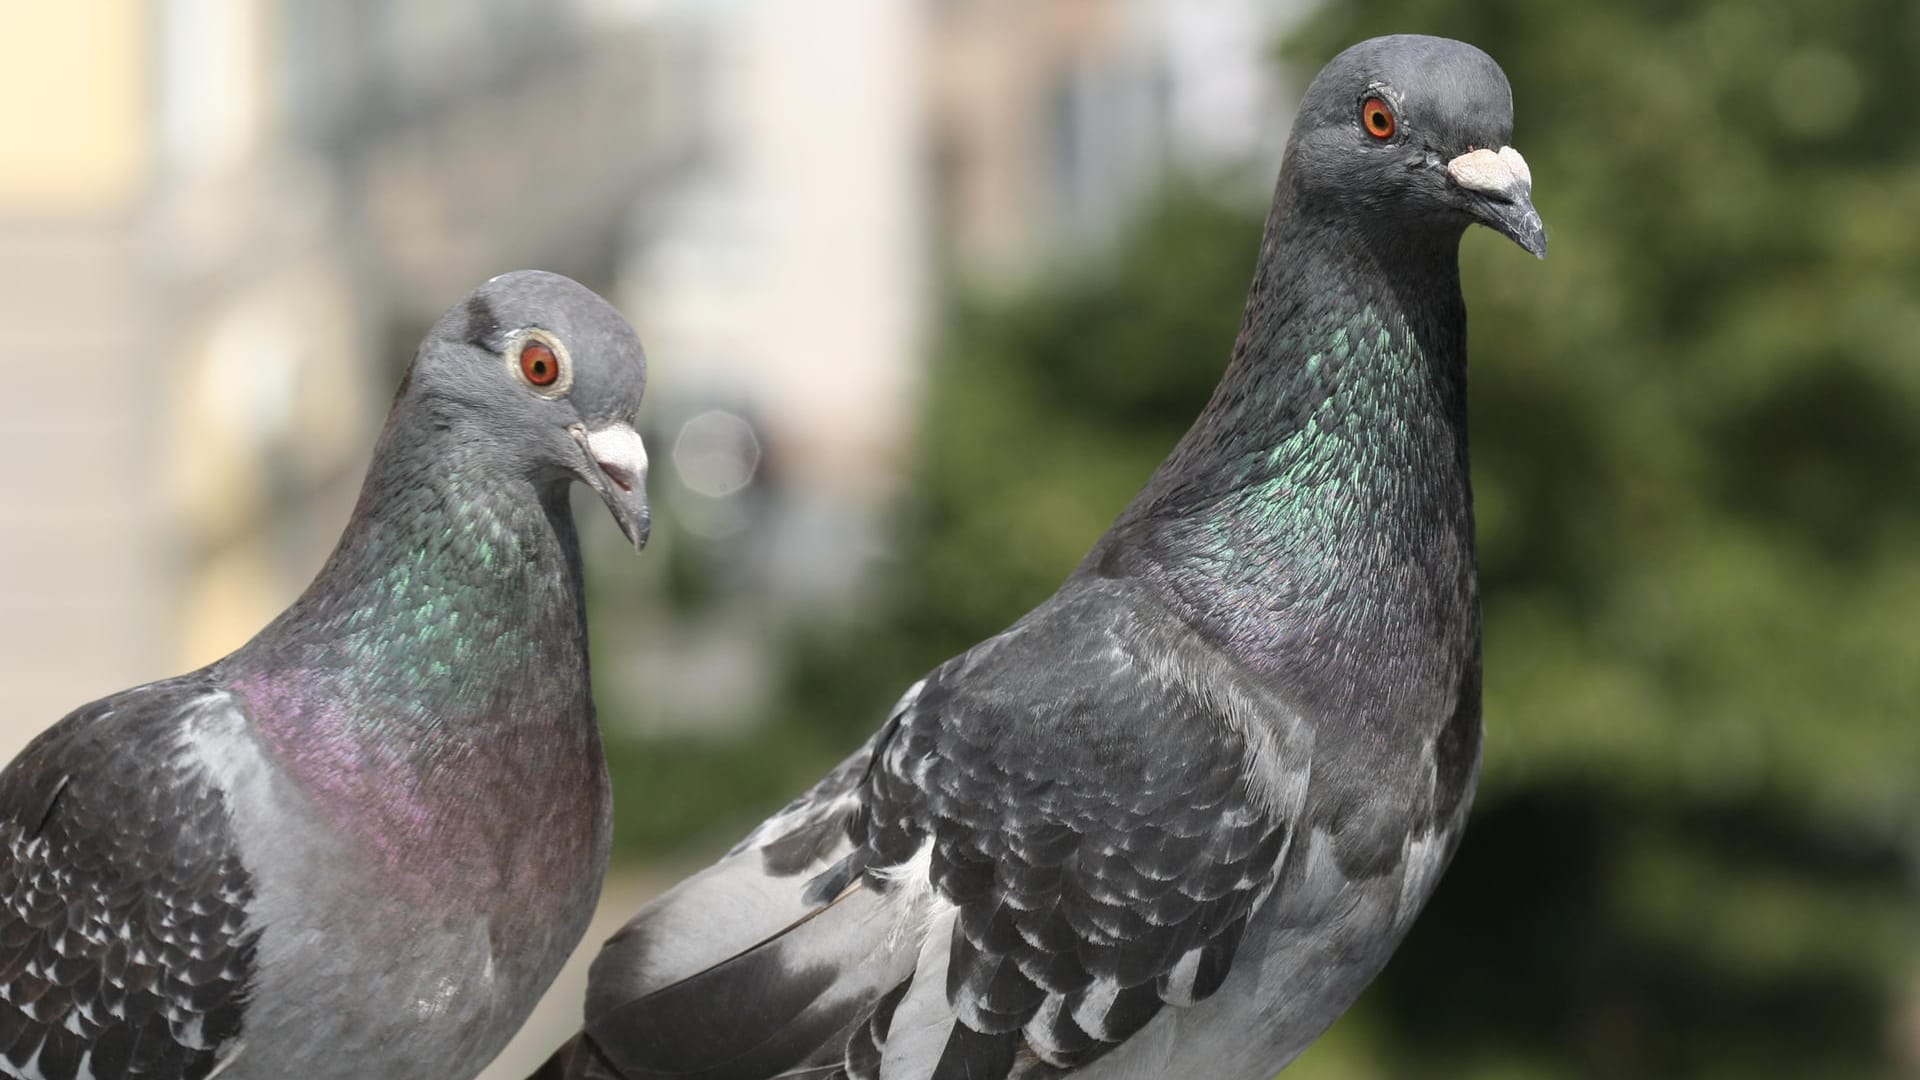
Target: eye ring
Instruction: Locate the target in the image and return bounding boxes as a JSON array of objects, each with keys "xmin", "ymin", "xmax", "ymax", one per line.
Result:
[
  {"xmin": 507, "ymin": 330, "xmax": 573, "ymax": 397},
  {"xmin": 1361, "ymin": 97, "xmax": 1396, "ymax": 140}
]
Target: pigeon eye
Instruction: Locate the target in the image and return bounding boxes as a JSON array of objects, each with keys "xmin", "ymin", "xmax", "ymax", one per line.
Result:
[
  {"xmin": 521, "ymin": 343, "xmax": 559, "ymax": 386},
  {"xmin": 509, "ymin": 332, "xmax": 572, "ymax": 396},
  {"xmin": 1362, "ymin": 98, "xmax": 1396, "ymax": 139}
]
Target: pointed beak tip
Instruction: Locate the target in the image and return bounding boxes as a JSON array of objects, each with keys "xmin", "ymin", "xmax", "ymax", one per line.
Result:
[
  {"xmin": 1473, "ymin": 201, "xmax": 1547, "ymax": 260},
  {"xmin": 1520, "ymin": 221, "xmax": 1548, "ymax": 259}
]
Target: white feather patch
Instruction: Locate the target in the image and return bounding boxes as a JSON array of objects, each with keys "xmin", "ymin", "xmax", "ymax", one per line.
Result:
[
  {"xmin": 1160, "ymin": 947, "xmax": 1206, "ymax": 1007},
  {"xmin": 1022, "ymin": 993, "xmax": 1075, "ymax": 1066},
  {"xmin": 877, "ymin": 839, "xmax": 952, "ymax": 950},
  {"xmin": 1069, "ymin": 977, "xmax": 1122, "ymax": 1041},
  {"xmin": 1394, "ymin": 828, "xmax": 1450, "ymax": 933}
]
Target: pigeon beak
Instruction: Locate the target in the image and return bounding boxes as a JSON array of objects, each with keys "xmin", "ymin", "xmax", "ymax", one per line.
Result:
[
  {"xmin": 1447, "ymin": 146, "xmax": 1546, "ymax": 259},
  {"xmin": 570, "ymin": 422, "xmax": 651, "ymax": 551}
]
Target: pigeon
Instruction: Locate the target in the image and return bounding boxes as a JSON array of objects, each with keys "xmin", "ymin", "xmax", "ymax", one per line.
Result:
[
  {"xmin": 0, "ymin": 270, "xmax": 652, "ymax": 1080},
  {"xmin": 537, "ymin": 33, "xmax": 1544, "ymax": 1080}
]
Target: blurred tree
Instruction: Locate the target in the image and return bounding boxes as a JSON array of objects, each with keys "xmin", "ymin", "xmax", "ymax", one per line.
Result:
[{"xmin": 604, "ymin": 0, "xmax": 1920, "ymax": 1075}]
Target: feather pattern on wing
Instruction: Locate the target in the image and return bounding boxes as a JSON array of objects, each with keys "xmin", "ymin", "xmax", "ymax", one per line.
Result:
[
  {"xmin": 557, "ymin": 579, "xmax": 1305, "ymax": 1080},
  {"xmin": 0, "ymin": 676, "xmax": 258, "ymax": 1080}
]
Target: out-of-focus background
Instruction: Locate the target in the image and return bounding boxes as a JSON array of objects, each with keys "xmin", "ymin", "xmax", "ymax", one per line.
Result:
[{"xmin": 2, "ymin": 1, "xmax": 1916, "ymax": 1077}]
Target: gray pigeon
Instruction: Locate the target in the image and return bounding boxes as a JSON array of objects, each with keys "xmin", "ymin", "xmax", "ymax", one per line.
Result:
[
  {"xmin": 0, "ymin": 271, "xmax": 652, "ymax": 1080},
  {"xmin": 537, "ymin": 33, "xmax": 1544, "ymax": 1080}
]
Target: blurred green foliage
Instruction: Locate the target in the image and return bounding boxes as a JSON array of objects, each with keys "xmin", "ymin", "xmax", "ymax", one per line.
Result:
[{"xmin": 605, "ymin": 0, "xmax": 1920, "ymax": 1075}]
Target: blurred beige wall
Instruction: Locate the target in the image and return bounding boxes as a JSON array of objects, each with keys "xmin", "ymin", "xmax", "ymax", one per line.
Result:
[
  {"xmin": 0, "ymin": 6, "xmax": 148, "ymax": 210},
  {"xmin": 0, "ymin": 5, "xmax": 171, "ymax": 755},
  {"xmin": 0, "ymin": 2, "xmax": 378, "ymax": 760}
]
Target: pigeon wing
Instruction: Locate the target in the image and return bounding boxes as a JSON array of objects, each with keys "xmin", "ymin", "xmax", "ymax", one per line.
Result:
[
  {"xmin": 554, "ymin": 580, "xmax": 1304, "ymax": 1080},
  {"xmin": 852, "ymin": 585, "xmax": 1299, "ymax": 1078},
  {"xmin": 0, "ymin": 674, "xmax": 258, "ymax": 1080}
]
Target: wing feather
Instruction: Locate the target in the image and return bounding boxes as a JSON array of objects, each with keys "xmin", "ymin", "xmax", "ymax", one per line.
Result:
[
  {"xmin": 0, "ymin": 674, "xmax": 258, "ymax": 1080},
  {"xmin": 559, "ymin": 581, "xmax": 1305, "ymax": 1080},
  {"xmin": 850, "ymin": 588, "xmax": 1297, "ymax": 1076}
]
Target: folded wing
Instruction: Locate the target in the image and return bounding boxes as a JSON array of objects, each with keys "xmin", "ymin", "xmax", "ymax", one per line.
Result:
[
  {"xmin": 0, "ymin": 675, "xmax": 258, "ymax": 1080},
  {"xmin": 558, "ymin": 581, "xmax": 1306, "ymax": 1080}
]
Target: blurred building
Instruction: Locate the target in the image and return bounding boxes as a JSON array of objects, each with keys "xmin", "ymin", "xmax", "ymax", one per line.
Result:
[
  {"xmin": 611, "ymin": 0, "xmax": 1303, "ymax": 733},
  {"xmin": 930, "ymin": 0, "xmax": 1299, "ymax": 276},
  {"xmin": 0, "ymin": 1, "xmax": 694, "ymax": 759}
]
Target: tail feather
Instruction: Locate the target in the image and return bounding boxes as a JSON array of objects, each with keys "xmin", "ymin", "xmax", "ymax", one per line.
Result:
[
  {"xmin": 584, "ymin": 886, "xmax": 912, "ymax": 1079},
  {"xmin": 529, "ymin": 1034, "xmax": 624, "ymax": 1080},
  {"xmin": 540, "ymin": 744, "xmax": 904, "ymax": 1080},
  {"xmin": 586, "ymin": 751, "xmax": 874, "ymax": 1021},
  {"xmin": 585, "ymin": 848, "xmax": 849, "ymax": 1022}
]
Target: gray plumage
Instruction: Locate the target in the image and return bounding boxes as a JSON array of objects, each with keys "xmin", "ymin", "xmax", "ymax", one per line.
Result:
[
  {"xmin": 0, "ymin": 271, "xmax": 651, "ymax": 1080},
  {"xmin": 538, "ymin": 34, "xmax": 1545, "ymax": 1080}
]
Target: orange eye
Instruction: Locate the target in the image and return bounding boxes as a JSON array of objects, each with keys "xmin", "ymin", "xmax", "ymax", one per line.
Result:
[
  {"xmin": 1362, "ymin": 97, "xmax": 1396, "ymax": 139},
  {"xmin": 520, "ymin": 342, "xmax": 559, "ymax": 387}
]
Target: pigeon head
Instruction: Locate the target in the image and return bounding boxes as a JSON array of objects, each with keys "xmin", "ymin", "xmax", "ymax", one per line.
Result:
[
  {"xmin": 1284, "ymin": 34, "xmax": 1545, "ymax": 258},
  {"xmin": 409, "ymin": 269, "xmax": 652, "ymax": 548}
]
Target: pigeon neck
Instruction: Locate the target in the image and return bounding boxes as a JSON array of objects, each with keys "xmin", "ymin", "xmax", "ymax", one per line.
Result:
[
  {"xmin": 1094, "ymin": 201, "xmax": 1478, "ymax": 687},
  {"xmin": 229, "ymin": 394, "xmax": 596, "ymax": 749},
  {"xmin": 241, "ymin": 399, "xmax": 589, "ymax": 709},
  {"xmin": 223, "ymin": 399, "xmax": 608, "ymax": 893},
  {"xmin": 1180, "ymin": 203, "xmax": 1473, "ymax": 484}
]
